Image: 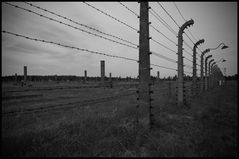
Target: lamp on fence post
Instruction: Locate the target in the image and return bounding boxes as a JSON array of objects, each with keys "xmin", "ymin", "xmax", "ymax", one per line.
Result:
[
  {"xmin": 177, "ymin": 19, "xmax": 194, "ymax": 107},
  {"xmin": 204, "ymin": 55, "xmax": 212, "ymax": 91},
  {"xmin": 192, "ymin": 39, "xmax": 204, "ymax": 97},
  {"xmin": 215, "ymin": 58, "xmax": 227, "ymax": 63},
  {"xmin": 201, "ymin": 42, "xmax": 228, "ymax": 90},
  {"xmin": 208, "ymin": 59, "xmax": 214, "ymax": 89},
  {"xmin": 200, "ymin": 49, "xmax": 210, "ymax": 92},
  {"xmin": 209, "ymin": 43, "xmax": 229, "ymax": 51}
]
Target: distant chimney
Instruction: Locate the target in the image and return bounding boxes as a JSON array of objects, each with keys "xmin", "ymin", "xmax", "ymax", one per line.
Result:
[
  {"xmin": 24, "ymin": 66, "xmax": 27, "ymax": 82},
  {"xmin": 101, "ymin": 60, "xmax": 105, "ymax": 84}
]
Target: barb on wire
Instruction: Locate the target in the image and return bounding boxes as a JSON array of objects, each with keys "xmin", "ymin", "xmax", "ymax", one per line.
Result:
[
  {"xmin": 151, "ymin": 38, "xmax": 177, "ymax": 54},
  {"xmin": 118, "ymin": 2, "xmax": 138, "ymax": 17},
  {"xmin": 83, "ymin": 2, "xmax": 138, "ymax": 32},
  {"xmin": 149, "ymin": 8, "xmax": 177, "ymax": 36},
  {"xmin": 157, "ymin": 2, "xmax": 180, "ymax": 28},
  {"xmin": 4, "ymin": 2, "xmax": 138, "ymax": 50},
  {"xmin": 23, "ymin": 1, "xmax": 138, "ymax": 47},
  {"xmin": 2, "ymin": 30, "xmax": 138, "ymax": 62}
]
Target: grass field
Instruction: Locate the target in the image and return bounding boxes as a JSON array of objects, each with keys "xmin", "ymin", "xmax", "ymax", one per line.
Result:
[{"xmin": 2, "ymin": 80, "xmax": 237, "ymax": 157}]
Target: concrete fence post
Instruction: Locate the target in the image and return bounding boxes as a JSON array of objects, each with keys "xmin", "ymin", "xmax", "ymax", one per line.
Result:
[
  {"xmin": 193, "ymin": 39, "xmax": 204, "ymax": 97},
  {"xmin": 208, "ymin": 59, "xmax": 214, "ymax": 89},
  {"xmin": 200, "ymin": 49, "xmax": 210, "ymax": 92},
  {"xmin": 177, "ymin": 19, "xmax": 194, "ymax": 107},
  {"xmin": 205, "ymin": 55, "xmax": 212, "ymax": 91},
  {"xmin": 137, "ymin": 2, "xmax": 152, "ymax": 128},
  {"xmin": 211, "ymin": 62, "xmax": 216, "ymax": 88}
]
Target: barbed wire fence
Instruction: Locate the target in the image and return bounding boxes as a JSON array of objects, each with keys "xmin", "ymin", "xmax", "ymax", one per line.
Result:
[{"xmin": 2, "ymin": 2, "xmax": 224, "ymax": 128}]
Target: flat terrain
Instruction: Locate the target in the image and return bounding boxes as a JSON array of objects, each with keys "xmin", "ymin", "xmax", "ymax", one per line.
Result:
[{"xmin": 1, "ymin": 80, "xmax": 237, "ymax": 157}]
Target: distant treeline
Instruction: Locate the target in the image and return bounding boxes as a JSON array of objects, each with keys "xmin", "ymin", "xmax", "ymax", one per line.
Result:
[
  {"xmin": 2, "ymin": 74, "xmax": 199, "ymax": 82},
  {"xmin": 225, "ymin": 74, "xmax": 238, "ymax": 80}
]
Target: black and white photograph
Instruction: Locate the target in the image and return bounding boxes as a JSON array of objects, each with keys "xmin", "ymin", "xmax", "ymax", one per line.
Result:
[{"xmin": 2, "ymin": 1, "xmax": 237, "ymax": 157}]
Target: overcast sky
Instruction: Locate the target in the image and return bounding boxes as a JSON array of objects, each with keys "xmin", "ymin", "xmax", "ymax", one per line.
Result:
[{"xmin": 2, "ymin": 2, "xmax": 237, "ymax": 78}]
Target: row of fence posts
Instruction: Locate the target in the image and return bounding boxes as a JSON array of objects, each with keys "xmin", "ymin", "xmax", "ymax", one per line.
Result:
[
  {"xmin": 12, "ymin": 2, "xmax": 226, "ymax": 129},
  {"xmin": 136, "ymin": 2, "xmax": 225, "ymax": 129}
]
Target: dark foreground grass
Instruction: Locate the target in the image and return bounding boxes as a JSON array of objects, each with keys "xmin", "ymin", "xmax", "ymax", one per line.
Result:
[
  {"xmin": 2, "ymin": 81, "xmax": 238, "ymax": 157},
  {"xmin": 190, "ymin": 81, "xmax": 238, "ymax": 157},
  {"xmin": 2, "ymin": 115, "xmax": 148, "ymax": 157}
]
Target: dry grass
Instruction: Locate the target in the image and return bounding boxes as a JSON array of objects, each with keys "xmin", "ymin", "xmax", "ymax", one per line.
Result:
[{"xmin": 2, "ymin": 80, "xmax": 237, "ymax": 157}]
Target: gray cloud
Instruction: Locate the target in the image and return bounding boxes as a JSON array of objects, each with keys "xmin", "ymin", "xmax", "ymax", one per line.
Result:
[{"xmin": 1, "ymin": 2, "xmax": 237, "ymax": 77}]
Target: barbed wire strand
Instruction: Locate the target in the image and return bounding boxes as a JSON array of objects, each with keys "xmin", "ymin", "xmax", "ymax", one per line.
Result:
[
  {"xmin": 151, "ymin": 38, "xmax": 177, "ymax": 54},
  {"xmin": 149, "ymin": 8, "xmax": 177, "ymax": 36},
  {"xmin": 2, "ymin": 30, "xmax": 138, "ymax": 62},
  {"xmin": 151, "ymin": 64, "xmax": 177, "ymax": 71},
  {"xmin": 183, "ymin": 49, "xmax": 193, "ymax": 57},
  {"xmin": 156, "ymin": 2, "xmax": 197, "ymax": 55},
  {"xmin": 2, "ymin": 92, "xmax": 136, "ymax": 116},
  {"xmin": 157, "ymin": 2, "xmax": 180, "ymax": 28},
  {"xmin": 151, "ymin": 51, "xmax": 177, "ymax": 64},
  {"xmin": 83, "ymin": 2, "xmax": 138, "ymax": 32},
  {"xmin": 173, "ymin": 2, "xmax": 186, "ymax": 22},
  {"xmin": 3, "ymin": 30, "xmax": 178, "ymax": 72},
  {"xmin": 4, "ymin": 2, "xmax": 138, "ymax": 50},
  {"xmin": 183, "ymin": 40, "xmax": 193, "ymax": 51},
  {"xmin": 184, "ymin": 32, "xmax": 195, "ymax": 45},
  {"xmin": 173, "ymin": 2, "xmax": 204, "ymax": 53},
  {"xmin": 174, "ymin": 1, "xmax": 202, "ymax": 52},
  {"xmin": 149, "ymin": 24, "xmax": 177, "ymax": 46},
  {"xmin": 118, "ymin": 2, "xmax": 138, "ymax": 17},
  {"xmin": 23, "ymin": 1, "xmax": 138, "ymax": 47},
  {"xmin": 184, "ymin": 56, "xmax": 193, "ymax": 63}
]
